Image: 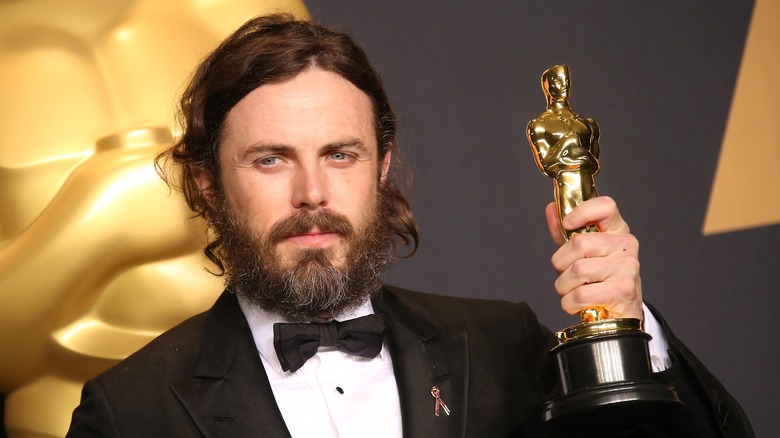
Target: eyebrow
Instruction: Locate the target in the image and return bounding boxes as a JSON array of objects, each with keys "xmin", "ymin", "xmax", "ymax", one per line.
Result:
[
  {"xmin": 238, "ymin": 143, "xmax": 293, "ymax": 160},
  {"xmin": 322, "ymin": 138, "xmax": 370, "ymax": 153},
  {"xmin": 238, "ymin": 137, "xmax": 371, "ymax": 161}
]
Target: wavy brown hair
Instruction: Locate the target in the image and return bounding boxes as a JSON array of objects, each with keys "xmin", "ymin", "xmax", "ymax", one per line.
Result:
[{"xmin": 156, "ymin": 13, "xmax": 418, "ymax": 274}]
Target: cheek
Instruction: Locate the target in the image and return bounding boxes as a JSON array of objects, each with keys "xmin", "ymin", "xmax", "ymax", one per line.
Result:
[
  {"xmin": 350, "ymin": 188, "xmax": 382, "ymax": 230},
  {"xmin": 223, "ymin": 175, "xmax": 287, "ymax": 232},
  {"xmin": 336, "ymin": 174, "xmax": 379, "ymax": 214}
]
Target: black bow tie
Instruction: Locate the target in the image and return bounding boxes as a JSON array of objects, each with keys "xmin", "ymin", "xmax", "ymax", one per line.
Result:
[{"xmin": 273, "ymin": 314, "xmax": 386, "ymax": 372}]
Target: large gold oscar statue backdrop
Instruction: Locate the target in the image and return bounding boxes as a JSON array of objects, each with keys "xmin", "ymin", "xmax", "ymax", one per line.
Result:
[{"xmin": 0, "ymin": 1, "xmax": 309, "ymax": 436}]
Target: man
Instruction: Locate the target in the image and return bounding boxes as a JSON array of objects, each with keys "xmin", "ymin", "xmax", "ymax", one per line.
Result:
[{"xmin": 67, "ymin": 14, "xmax": 752, "ymax": 437}]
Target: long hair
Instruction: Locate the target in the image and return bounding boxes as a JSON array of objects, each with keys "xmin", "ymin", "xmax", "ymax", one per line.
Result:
[{"xmin": 156, "ymin": 13, "xmax": 418, "ymax": 273}]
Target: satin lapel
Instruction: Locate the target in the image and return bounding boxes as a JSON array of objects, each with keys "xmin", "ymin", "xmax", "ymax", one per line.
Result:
[
  {"xmin": 374, "ymin": 288, "xmax": 469, "ymax": 438},
  {"xmin": 170, "ymin": 291, "xmax": 291, "ymax": 438}
]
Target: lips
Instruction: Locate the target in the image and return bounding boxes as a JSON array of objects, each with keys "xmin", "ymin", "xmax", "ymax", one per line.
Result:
[
  {"xmin": 287, "ymin": 227, "xmax": 337, "ymax": 238},
  {"xmin": 284, "ymin": 228, "xmax": 340, "ymax": 247}
]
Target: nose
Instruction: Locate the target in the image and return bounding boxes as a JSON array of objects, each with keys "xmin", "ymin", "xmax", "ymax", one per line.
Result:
[{"xmin": 291, "ymin": 163, "xmax": 329, "ymax": 210}]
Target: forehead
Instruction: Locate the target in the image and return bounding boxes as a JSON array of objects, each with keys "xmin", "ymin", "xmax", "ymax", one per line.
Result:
[
  {"xmin": 546, "ymin": 70, "xmax": 566, "ymax": 80},
  {"xmin": 221, "ymin": 68, "xmax": 376, "ymax": 149}
]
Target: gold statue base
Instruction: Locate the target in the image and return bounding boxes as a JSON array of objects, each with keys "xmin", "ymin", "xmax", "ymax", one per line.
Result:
[{"xmin": 543, "ymin": 318, "xmax": 683, "ymax": 425}]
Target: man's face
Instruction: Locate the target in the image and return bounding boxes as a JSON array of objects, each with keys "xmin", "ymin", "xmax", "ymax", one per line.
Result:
[
  {"xmin": 194, "ymin": 67, "xmax": 393, "ymax": 320},
  {"xmin": 217, "ymin": 67, "xmax": 389, "ymax": 271}
]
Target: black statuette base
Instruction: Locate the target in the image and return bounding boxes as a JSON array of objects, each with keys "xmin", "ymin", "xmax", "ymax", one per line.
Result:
[{"xmin": 543, "ymin": 331, "xmax": 683, "ymax": 424}]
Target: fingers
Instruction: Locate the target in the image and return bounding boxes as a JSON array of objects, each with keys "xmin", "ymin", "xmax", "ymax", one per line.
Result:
[
  {"xmin": 546, "ymin": 197, "xmax": 644, "ymax": 320},
  {"xmin": 558, "ymin": 280, "xmax": 643, "ymax": 320},
  {"xmin": 553, "ymin": 234, "xmax": 643, "ymax": 319},
  {"xmin": 561, "ymin": 196, "xmax": 630, "ymax": 235},
  {"xmin": 551, "ymin": 230, "xmax": 638, "ymax": 274},
  {"xmin": 544, "ymin": 196, "xmax": 629, "ymax": 248}
]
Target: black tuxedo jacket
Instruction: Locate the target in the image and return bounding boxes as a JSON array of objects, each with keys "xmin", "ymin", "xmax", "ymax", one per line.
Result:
[{"xmin": 67, "ymin": 286, "xmax": 752, "ymax": 437}]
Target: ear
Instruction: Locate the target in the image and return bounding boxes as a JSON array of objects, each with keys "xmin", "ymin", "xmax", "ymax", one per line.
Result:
[
  {"xmin": 190, "ymin": 163, "xmax": 217, "ymax": 207},
  {"xmin": 379, "ymin": 149, "xmax": 392, "ymax": 185}
]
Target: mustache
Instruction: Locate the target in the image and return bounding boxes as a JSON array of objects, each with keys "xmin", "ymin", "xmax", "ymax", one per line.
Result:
[{"xmin": 267, "ymin": 209, "xmax": 354, "ymax": 245}]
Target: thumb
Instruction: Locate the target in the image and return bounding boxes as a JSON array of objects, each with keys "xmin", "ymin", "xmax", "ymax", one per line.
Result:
[{"xmin": 544, "ymin": 202, "xmax": 565, "ymax": 247}]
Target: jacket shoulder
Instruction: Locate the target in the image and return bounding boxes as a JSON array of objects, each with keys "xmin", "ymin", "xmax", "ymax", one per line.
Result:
[{"xmin": 378, "ymin": 284, "xmax": 541, "ymax": 329}]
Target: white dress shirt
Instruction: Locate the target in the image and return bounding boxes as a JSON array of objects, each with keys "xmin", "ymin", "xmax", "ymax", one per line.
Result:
[
  {"xmin": 643, "ymin": 303, "xmax": 673, "ymax": 371},
  {"xmin": 238, "ymin": 297, "xmax": 403, "ymax": 438},
  {"xmin": 237, "ymin": 296, "xmax": 671, "ymax": 437}
]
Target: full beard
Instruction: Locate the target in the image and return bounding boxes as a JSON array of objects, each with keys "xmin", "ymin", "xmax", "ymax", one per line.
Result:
[{"xmin": 212, "ymin": 186, "xmax": 394, "ymax": 322}]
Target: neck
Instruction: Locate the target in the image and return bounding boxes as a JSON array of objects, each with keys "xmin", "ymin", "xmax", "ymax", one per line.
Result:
[{"xmin": 547, "ymin": 99, "xmax": 569, "ymax": 110}]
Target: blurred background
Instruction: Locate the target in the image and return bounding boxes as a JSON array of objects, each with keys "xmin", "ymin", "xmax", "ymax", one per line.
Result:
[{"xmin": 307, "ymin": 1, "xmax": 777, "ymax": 436}]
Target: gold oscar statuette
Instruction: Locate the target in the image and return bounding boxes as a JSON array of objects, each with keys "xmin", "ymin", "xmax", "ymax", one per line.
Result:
[
  {"xmin": 0, "ymin": 2, "xmax": 310, "ymax": 436},
  {"xmin": 526, "ymin": 64, "xmax": 682, "ymax": 424}
]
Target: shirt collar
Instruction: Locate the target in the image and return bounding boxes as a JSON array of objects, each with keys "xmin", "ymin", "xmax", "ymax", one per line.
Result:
[{"xmin": 236, "ymin": 296, "xmax": 379, "ymax": 374}]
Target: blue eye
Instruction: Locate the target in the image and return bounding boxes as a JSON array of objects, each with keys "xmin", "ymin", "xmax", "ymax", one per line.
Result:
[{"xmin": 260, "ymin": 156, "xmax": 279, "ymax": 166}]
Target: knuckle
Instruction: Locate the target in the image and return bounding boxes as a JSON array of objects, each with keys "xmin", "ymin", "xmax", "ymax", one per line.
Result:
[
  {"xmin": 570, "ymin": 259, "xmax": 591, "ymax": 278},
  {"xmin": 617, "ymin": 282, "xmax": 634, "ymax": 299},
  {"xmin": 569, "ymin": 234, "xmax": 588, "ymax": 251},
  {"xmin": 560, "ymin": 300, "xmax": 573, "ymax": 314},
  {"xmin": 613, "ymin": 280, "xmax": 637, "ymax": 302},
  {"xmin": 553, "ymin": 278, "xmax": 566, "ymax": 296},
  {"xmin": 570, "ymin": 287, "xmax": 589, "ymax": 307},
  {"xmin": 599, "ymin": 195, "xmax": 617, "ymax": 209},
  {"xmin": 623, "ymin": 233, "xmax": 639, "ymax": 247},
  {"xmin": 561, "ymin": 295, "xmax": 580, "ymax": 315},
  {"xmin": 614, "ymin": 233, "xmax": 639, "ymax": 252},
  {"xmin": 550, "ymin": 254, "xmax": 561, "ymax": 270},
  {"xmin": 627, "ymin": 257, "xmax": 641, "ymax": 272}
]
